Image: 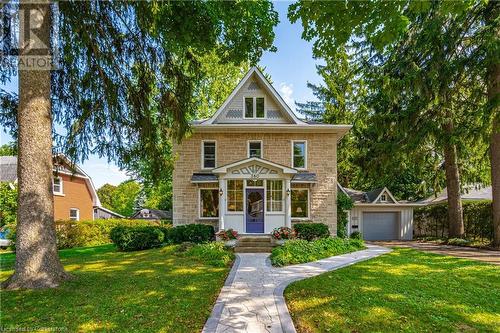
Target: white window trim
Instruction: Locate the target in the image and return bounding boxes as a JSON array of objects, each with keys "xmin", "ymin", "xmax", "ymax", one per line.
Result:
[
  {"xmin": 53, "ymin": 176, "xmax": 64, "ymax": 196},
  {"xmin": 291, "ymin": 140, "xmax": 307, "ymax": 170},
  {"xmin": 247, "ymin": 140, "xmax": 263, "ymax": 158},
  {"xmin": 243, "ymin": 96, "xmax": 266, "ymax": 119},
  {"xmin": 201, "ymin": 140, "xmax": 217, "ymax": 170},
  {"xmin": 198, "ymin": 187, "xmax": 220, "ymax": 219},
  {"xmin": 266, "ymin": 180, "xmax": 284, "ymax": 214},
  {"xmin": 69, "ymin": 208, "xmax": 80, "ymax": 221},
  {"xmin": 380, "ymin": 194, "xmax": 387, "ymax": 202},
  {"xmin": 291, "ymin": 188, "xmax": 310, "ymax": 220},
  {"xmin": 226, "ymin": 179, "xmax": 244, "ymax": 214}
]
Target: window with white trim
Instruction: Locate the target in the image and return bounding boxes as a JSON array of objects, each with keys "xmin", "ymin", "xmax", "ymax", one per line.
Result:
[
  {"xmin": 380, "ymin": 194, "xmax": 387, "ymax": 202},
  {"xmin": 248, "ymin": 141, "xmax": 262, "ymax": 158},
  {"xmin": 266, "ymin": 180, "xmax": 283, "ymax": 212},
  {"xmin": 69, "ymin": 208, "xmax": 79, "ymax": 221},
  {"xmin": 291, "ymin": 189, "xmax": 309, "ymax": 218},
  {"xmin": 244, "ymin": 97, "xmax": 265, "ymax": 118},
  {"xmin": 53, "ymin": 177, "xmax": 63, "ymax": 194},
  {"xmin": 199, "ymin": 188, "xmax": 219, "ymax": 218},
  {"xmin": 227, "ymin": 180, "xmax": 243, "ymax": 212},
  {"xmin": 202, "ymin": 141, "xmax": 216, "ymax": 169},
  {"xmin": 292, "ymin": 141, "xmax": 307, "ymax": 169}
]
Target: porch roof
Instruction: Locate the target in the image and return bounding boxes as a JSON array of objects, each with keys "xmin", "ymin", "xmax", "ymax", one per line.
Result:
[
  {"xmin": 191, "ymin": 173, "xmax": 218, "ymax": 183},
  {"xmin": 211, "ymin": 157, "xmax": 297, "ymax": 174},
  {"xmin": 291, "ymin": 172, "xmax": 317, "ymax": 183}
]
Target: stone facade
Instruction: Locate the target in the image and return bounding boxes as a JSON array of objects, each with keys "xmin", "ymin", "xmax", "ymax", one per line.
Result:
[{"xmin": 173, "ymin": 131, "xmax": 339, "ymax": 233}]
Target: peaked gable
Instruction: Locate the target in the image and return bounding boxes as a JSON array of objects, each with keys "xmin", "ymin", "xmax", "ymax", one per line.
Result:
[{"xmin": 205, "ymin": 67, "xmax": 303, "ymax": 125}]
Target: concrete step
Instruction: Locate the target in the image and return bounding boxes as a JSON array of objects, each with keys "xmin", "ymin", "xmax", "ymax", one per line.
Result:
[
  {"xmin": 239, "ymin": 237, "xmax": 272, "ymax": 243},
  {"xmin": 237, "ymin": 241, "xmax": 273, "ymax": 247},
  {"xmin": 234, "ymin": 246, "xmax": 274, "ymax": 253}
]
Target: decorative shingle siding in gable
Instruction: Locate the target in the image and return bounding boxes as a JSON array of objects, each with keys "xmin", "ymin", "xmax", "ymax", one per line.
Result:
[
  {"xmin": 172, "ymin": 131, "xmax": 338, "ymax": 233},
  {"xmin": 213, "ymin": 74, "xmax": 291, "ymax": 124}
]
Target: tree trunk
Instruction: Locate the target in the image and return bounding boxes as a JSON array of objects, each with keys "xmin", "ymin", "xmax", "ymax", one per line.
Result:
[
  {"xmin": 443, "ymin": 120, "xmax": 464, "ymax": 238},
  {"xmin": 486, "ymin": 1, "xmax": 500, "ymax": 248},
  {"xmin": 2, "ymin": 1, "xmax": 71, "ymax": 289}
]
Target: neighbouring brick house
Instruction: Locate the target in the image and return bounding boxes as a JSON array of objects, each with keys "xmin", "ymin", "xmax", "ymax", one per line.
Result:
[
  {"xmin": 0, "ymin": 154, "xmax": 121, "ymax": 221},
  {"xmin": 172, "ymin": 67, "xmax": 351, "ymax": 234}
]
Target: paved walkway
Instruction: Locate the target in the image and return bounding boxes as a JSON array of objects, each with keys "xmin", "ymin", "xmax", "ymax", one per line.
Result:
[
  {"xmin": 202, "ymin": 244, "xmax": 390, "ymax": 333},
  {"xmin": 373, "ymin": 241, "xmax": 500, "ymax": 265}
]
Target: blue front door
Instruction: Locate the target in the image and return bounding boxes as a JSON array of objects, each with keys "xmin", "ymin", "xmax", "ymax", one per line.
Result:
[{"xmin": 246, "ymin": 188, "xmax": 264, "ymax": 233}]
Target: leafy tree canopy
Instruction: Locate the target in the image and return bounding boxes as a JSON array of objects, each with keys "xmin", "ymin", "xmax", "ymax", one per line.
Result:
[{"xmin": 97, "ymin": 180, "xmax": 141, "ymax": 217}]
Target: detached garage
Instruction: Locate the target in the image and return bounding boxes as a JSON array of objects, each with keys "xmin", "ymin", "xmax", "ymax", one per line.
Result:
[{"xmin": 338, "ymin": 185, "xmax": 419, "ymax": 240}]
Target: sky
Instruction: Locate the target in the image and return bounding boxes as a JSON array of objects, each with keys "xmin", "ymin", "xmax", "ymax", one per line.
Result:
[{"xmin": 0, "ymin": 1, "xmax": 323, "ymax": 188}]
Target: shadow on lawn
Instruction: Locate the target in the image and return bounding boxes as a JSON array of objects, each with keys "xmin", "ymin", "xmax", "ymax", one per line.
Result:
[
  {"xmin": 1, "ymin": 245, "xmax": 230, "ymax": 333},
  {"xmin": 286, "ymin": 248, "xmax": 500, "ymax": 333}
]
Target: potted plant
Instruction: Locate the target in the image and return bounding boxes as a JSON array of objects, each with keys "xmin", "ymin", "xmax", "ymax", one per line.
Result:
[
  {"xmin": 216, "ymin": 228, "xmax": 239, "ymax": 247},
  {"xmin": 271, "ymin": 227, "xmax": 295, "ymax": 245}
]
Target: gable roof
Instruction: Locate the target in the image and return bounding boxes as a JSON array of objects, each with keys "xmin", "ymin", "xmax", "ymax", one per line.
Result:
[
  {"xmin": 131, "ymin": 208, "xmax": 172, "ymax": 220},
  {"xmin": 338, "ymin": 184, "xmax": 405, "ymax": 205},
  {"xmin": 204, "ymin": 67, "xmax": 303, "ymax": 125},
  {"xmin": 1, "ymin": 154, "xmax": 102, "ymax": 207},
  {"xmin": 211, "ymin": 157, "xmax": 297, "ymax": 174}
]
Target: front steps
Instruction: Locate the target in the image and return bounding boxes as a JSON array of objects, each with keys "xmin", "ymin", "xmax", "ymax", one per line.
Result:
[{"xmin": 234, "ymin": 236, "xmax": 275, "ymax": 253}]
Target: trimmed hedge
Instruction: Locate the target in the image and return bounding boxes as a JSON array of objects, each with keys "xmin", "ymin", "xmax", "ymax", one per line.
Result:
[
  {"xmin": 414, "ymin": 201, "xmax": 493, "ymax": 241},
  {"xmin": 110, "ymin": 223, "xmax": 215, "ymax": 251},
  {"xmin": 110, "ymin": 226, "xmax": 165, "ymax": 251},
  {"xmin": 293, "ymin": 223, "xmax": 330, "ymax": 241},
  {"xmin": 270, "ymin": 237, "xmax": 365, "ymax": 267}
]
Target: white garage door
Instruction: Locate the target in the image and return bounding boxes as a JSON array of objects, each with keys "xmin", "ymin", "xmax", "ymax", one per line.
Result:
[{"xmin": 363, "ymin": 212, "xmax": 399, "ymax": 240}]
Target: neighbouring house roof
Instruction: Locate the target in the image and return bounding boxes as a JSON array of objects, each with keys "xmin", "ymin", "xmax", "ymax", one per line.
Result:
[
  {"xmin": 0, "ymin": 156, "xmax": 17, "ymax": 182},
  {"xmin": 131, "ymin": 208, "xmax": 172, "ymax": 220},
  {"xmin": 0, "ymin": 154, "xmax": 102, "ymax": 207},
  {"xmin": 191, "ymin": 173, "xmax": 219, "ymax": 183},
  {"xmin": 365, "ymin": 188, "xmax": 385, "ymax": 203},
  {"xmin": 93, "ymin": 206, "xmax": 124, "ymax": 218},
  {"xmin": 420, "ymin": 185, "xmax": 492, "ymax": 205},
  {"xmin": 337, "ymin": 184, "xmax": 418, "ymax": 206},
  {"xmin": 291, "ymin": 172, "xmax": 317, "ymax": 183}
]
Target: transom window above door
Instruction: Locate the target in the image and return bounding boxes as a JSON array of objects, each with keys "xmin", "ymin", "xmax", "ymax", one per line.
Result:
[
  {"xmin": 202, "ymin": 141, "xmax": 216, "ymax": 169},
  {"xmin": 244, "ymin": 97, "xmax": 265, "ymax": 118},
  {"xmin": 248, "ymin": 141, "xmax": 262, "ymax": 158}
]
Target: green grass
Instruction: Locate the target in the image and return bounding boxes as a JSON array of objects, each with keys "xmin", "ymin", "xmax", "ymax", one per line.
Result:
[
  {"xmin": 285, "ymin": 248, "xmax": 500, "ymax": 333},
  {"xmin": 0, "ymin": 244, "xmax": 232, "ymax": 332}
]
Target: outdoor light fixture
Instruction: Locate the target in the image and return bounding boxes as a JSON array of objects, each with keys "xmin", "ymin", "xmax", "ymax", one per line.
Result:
[
  {"xmin": 286, "ymin": 188, "xmax": 291, "ymax": 196},
  {"xmin": 219, "ymin": 188, "xmax": 223, "ymax": 196}
]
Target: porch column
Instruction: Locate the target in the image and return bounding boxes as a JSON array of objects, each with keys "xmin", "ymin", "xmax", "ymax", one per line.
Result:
[
  {"xmin": 219, "ymin": 179, "xmax": 226, "ymax": 230},
  {"xmin": 285, "ymin": 179, "xmax": 292, "ymax": 228}
]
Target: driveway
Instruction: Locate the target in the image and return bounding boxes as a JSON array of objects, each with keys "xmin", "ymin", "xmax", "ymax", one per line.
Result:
[
  {"xmin": 373, "ymin": 241, "xmax": 500, "ymax": 265},
  {"xmin": 202, "ymin": 244, "xmax": 390, "ymax": 333}
]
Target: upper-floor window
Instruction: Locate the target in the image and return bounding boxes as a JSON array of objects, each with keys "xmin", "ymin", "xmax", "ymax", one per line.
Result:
[
  {"xmin": 292, "ymin": 141, "xmax": 307, "ymax": 169},
  {"xmin": 69, "ymin": 208, "xmax": 79, "ymax": 221},
  {"xmin": 244, "ymin": 97, "xmax": 265, "ymax": 118},
  {"xmin": 53, "ymin": 177, "xmax": 63, "ymax": 195},
  {"xmin": 202, "ymin": 141, "xmax": 216, "ymax": 169},
  {"xmin": 248, "ymin": 140, "xmax": 262, "ymax": 158}
]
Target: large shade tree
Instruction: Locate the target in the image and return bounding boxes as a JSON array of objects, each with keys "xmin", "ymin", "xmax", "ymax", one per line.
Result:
[
  {"xmin": 0, "ymin": 0, "xmax": 278, "ymax": 289},
  {"xmin": 290, "ymin": 0, "xmax": 498, "ymax": 241}
]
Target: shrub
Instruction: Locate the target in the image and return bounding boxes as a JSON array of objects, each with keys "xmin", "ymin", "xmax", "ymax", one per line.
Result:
[
  {"xmin": 270, "ymin": 237, "xmax": 365, "ymax": 267},
  {"xmin": 271, "ymin": 227, "xmax": 295, "ymax": 240},
  {"xmin": 446, "ymin": 238, "xmax": 471, "ymax": 246},
  {"xmin": 217, "ymin": 228, "xmax": 239, "ymax": 241},
  {"xmin": 110, "ymin": 226, "xmax": 165, "ymax": 251},
  {"xmin": 414, "ymin": 201, "xmax": 493, "ymax": 241},
  {"xmin": 293, "ymin": 223, "xmax": 330, "ymax": 241},
  {"xmin": 183, "ymin": 241, "xmax": 235, "ymax": 267},
  {"xmin": 350, "ymin": 231, "xmax": 362, "ymax": 240},
  {"xmin": 337, "ymin": 192, "xmax": 354, "ymax": 238},
  {"xmin": 165, "ymin": 224, "xmax": 214, "ymax": 244}
]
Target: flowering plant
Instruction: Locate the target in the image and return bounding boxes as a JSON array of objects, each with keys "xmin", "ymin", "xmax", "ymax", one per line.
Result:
[
  {"xmin": 271, "ymin": 227, "xmax": 295, "ymax": 240},
  {"xmin": 217, "ymin": 228, "xmax": 239, "ymax": 241}
]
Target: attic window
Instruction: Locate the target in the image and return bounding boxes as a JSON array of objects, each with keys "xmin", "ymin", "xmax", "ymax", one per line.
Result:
[
  {"xmin": 244, "ymin": 97, "xmax": 265, "ymax": 118},
  {"xmin": 381, "ymin": 194, "xmax": 387, "ymax": 202}
]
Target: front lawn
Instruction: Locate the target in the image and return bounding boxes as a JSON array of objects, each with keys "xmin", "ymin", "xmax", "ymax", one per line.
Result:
[
  {"xmin": 1, "ymin": 244, "xmax": 231, "ymax": 332},
  {"xmin": 285, "ymin": 248, "xmax": 500, "ymax": 332}
]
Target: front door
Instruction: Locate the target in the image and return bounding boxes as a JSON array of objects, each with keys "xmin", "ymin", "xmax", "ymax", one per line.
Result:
[{"xmin": 246, "ymin": 188, "xmax": 264, "ymax": 233}]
